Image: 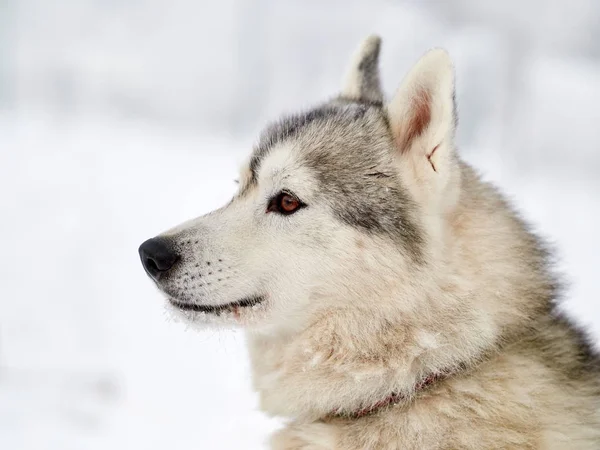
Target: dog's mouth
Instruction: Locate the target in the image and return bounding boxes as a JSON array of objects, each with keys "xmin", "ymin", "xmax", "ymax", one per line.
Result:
[{"xmin": 168, "ymin": 295, "xmax": 265, "ymax": 315}]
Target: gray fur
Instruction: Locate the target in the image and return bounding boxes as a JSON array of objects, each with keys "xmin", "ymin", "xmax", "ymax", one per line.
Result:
[
  {"xmin": 340, "ymin": 35, "xmax": 384, "ymax": 104},
  {"xmin": 248, "ymin": 101, "xmax": 423, "ymax": 260}
]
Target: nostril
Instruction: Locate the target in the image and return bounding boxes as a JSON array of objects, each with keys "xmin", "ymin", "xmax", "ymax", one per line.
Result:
[
  {"xmin": 145, "ymin": 257, "xmax": 159, "ymax": 273},
  {"xmin": 138, "ymin": 237, "xmax": 180, "ymax": 280}
]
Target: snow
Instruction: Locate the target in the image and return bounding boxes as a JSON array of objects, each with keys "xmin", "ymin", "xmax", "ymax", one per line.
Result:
[
  {"xmin": 0, "ymin": 115, "xmax": 281, "ymax": 449},
  {"xmin": 1, "ymin": 1, "xmax": 599, "ymax": 449}
]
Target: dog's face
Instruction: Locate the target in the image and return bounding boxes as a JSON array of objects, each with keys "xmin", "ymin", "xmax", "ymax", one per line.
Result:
[{"xmin": 139, "ymin": 36, "xmax": 458, "ymax": 332}]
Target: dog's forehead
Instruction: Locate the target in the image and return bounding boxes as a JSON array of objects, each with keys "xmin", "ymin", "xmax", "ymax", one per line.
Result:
[
  {"xmin": 255, "ymin": 143, "xmax": 310, "ymax": 186},
  {"xmin": 249, "ymin": 101, "xmax": 390, "ymax": 185}
]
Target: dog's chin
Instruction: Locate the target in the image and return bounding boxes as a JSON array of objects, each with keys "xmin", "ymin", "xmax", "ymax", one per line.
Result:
[{"xmin": 164, "ymin": 294, "xmax": 269, "ymax": 328}]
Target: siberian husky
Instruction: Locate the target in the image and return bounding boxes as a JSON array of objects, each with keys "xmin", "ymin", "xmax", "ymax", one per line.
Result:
[{"xmin": 139, "ymin": 36, "xmax": 600, "ymax": 449}]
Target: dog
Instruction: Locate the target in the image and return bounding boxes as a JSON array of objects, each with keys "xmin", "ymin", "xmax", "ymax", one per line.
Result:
[{"xmin": 139, "ymin": 36, "xmax": 600, "ymax": 449}]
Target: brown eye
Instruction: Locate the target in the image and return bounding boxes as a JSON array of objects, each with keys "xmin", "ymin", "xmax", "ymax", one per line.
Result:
[
  {"xmin": 267, "ymin": 191, "xmax": 305, "ymax": 215},
  {"xmin": 280, "ymin": 194, "xmax": 299, "ymax": 212}
]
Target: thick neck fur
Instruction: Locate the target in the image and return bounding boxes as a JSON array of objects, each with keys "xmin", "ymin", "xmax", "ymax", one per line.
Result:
[{"xmin": 246, "ymin": 159, "xmax": 557, "ymax": 421}]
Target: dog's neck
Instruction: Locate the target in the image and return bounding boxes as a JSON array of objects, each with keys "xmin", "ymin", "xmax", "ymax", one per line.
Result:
[
  {"xmin": 326, "ymin": 370, "xmax": 447, "ymax": 419},
  {"xmin": 246, "ymin": 301, "xmax": 476, "ymax": 421},
  {"xmin": 247, "ymin": 163, "xmax": 556, "ymax": 421}
]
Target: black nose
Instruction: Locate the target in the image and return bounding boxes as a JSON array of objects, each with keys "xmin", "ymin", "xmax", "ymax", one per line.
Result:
[{"xmin": 138, "ymin": 237, "xmax": 179, "ymax": 280}]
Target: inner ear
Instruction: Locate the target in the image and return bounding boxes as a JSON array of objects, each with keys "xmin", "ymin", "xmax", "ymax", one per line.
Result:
[
  {"xmin": 401, "ymin": 88, "xmax": 432, "ymax": 153},
  {"xmin": 387, "ymin": 49, "xmax": 456, "ymax": 159}
]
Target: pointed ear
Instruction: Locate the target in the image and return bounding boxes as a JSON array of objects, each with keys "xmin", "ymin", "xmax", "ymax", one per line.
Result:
[
  {"xmin": 340, "ymin": 35, "xmax": 383, "ymax": 104},
  {"xmin": 387, "ymin": 49, "xmax": 456, "ymax": 173}
]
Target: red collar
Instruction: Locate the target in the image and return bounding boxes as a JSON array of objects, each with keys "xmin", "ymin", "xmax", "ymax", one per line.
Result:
[{"xmin": 329, "ymin": 372, "xmax": 443, "ymax": 420}]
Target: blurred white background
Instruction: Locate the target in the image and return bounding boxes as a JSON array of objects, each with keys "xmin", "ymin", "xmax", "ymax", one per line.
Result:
[{"xmin": 1, "ymin": 1, "xmax": 599, "ymax": 449}]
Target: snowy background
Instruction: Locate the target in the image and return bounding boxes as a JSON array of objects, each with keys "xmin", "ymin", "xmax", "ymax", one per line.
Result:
[{"xmin": 1, "ymin": 1, "xmax": 600, "ymax": 449}]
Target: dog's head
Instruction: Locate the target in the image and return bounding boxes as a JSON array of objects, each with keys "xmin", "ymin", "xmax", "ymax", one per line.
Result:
[{"xmin": 139, "ymin": 36, "xmax": 459, "ymax": 332}]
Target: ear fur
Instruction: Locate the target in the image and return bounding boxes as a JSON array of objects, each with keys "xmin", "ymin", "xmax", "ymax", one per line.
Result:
[
  {"xmin": 387, "ymin": 49, "xmax": 456, "ymax": 169},
  {"xmin": 387, "ymin": 49, "xmax": 459, "ymax": 213},
  {"xmin": 340, "ymin": 35, "xmax": 384, "ymax": 104}
]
